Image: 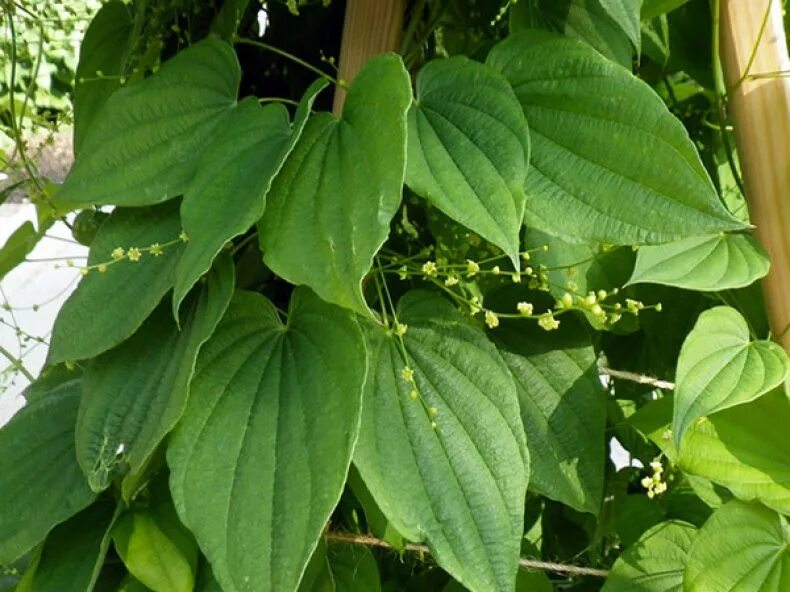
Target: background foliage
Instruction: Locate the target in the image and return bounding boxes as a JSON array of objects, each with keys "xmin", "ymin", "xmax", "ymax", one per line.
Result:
[{"xmin": 1, "ymin": 0, "xmax": 789, "ymax": 591}]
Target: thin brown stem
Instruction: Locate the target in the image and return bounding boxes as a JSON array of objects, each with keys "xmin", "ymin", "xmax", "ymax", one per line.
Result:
[
  {"xmin": 599, "ymin": 367, "xmax": 675, "ymax": 390},
  {"xmin": 323, "ymin": 531, "xmax": 610, "ymax": 578}
]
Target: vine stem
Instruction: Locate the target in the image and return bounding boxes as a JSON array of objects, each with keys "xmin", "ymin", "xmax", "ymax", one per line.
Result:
[
  {"xmin": 0, "ymin": 344, "xmax": 34, "ymax": 382},
  {"xmin": 599, "ymin": 367, "xmax": 675, "ymax": 391},
  {"xmin": 323, "ymin": 531, "xmax": 610, "ymax": 578}
]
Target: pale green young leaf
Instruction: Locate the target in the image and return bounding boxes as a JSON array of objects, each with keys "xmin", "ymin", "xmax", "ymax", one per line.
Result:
[
  {"xmin": 494, "ymin": 316, "xmax": 606, "ymax": 515},
  {"xmin": 678, "ymin": 389, "xmax": 790, "ymax": 515},
  {"xmin": 48, "ymin": 201, "xmax": 184, "ymax": 364},
  {"xmin": 259, "ymin": 54, "xmax": 411, "ymax": 314},
  {"xmin": 627, "ymin": 233, "xmax": 770, "ymax": 291},
  {"xmin": 684, "ymin": 501, "xmax": 790, "ymax": 592},
  {"xmin": 58, "ymin": 38, "xmax": 239, "ymax": 207},
  {"xmin": 0, "ymin": 379, "xmax": 95, "ymax": 564},
  {"xmin": 406, "ymin": 56, "xmax": 528, "ymax": 269},
  {"xmin": 16, "ymin": 500, "xmax": 118, "ymax": 592},
  {"xmin": 353, "ymin": 292, "xmax": 528, "ymax": 592},
  {"xmin": 168, "ymin": 288, "xmax": 366, "ymax": 592},
  {"xmin": 602, "ymin": 521, "xmax": 695, "ymax": 592},
  {"xmin": 73, "ymin": 1, "xmax": 133, "ymax": 154},
  {"xmin": 486, "ymin": 32, "xmax": 746, "ymax": 245},
  {"xmin": 112, "ymin": 511, "xmax": 195, "ymax": 592},
  {"xmin": 174, "ymin": 79, "xmax": 327, "ymax": 316},
  {"xmin": 76, "ymin": 254, "xmax": 234, "ymax": 491},
  {"xmin": 673, "ymin": 306, "xmax": 788, "ymax": 446}
]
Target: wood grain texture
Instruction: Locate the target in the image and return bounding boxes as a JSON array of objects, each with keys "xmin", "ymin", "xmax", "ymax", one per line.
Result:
[
  {"xmin": 333, "ymin": 0, "xmax": 406, "ymax": 114},
  {"xmin": 720, "ymin": 0, "xmax": 790, "ymax": 350}
]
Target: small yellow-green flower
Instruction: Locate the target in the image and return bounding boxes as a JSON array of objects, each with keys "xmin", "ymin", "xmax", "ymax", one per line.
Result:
[
  {"xmin": 465, "ymin": 259, "xmax": 480, "ymax": 277},
  {"xmin": 484, "ymin": 310, "xmax": 499, "ymax": 329},
  {"xmin": 394, "ymin": 322, "xmax": 408, "ymax": 337},
  {"xmin": 127, "ymin": 247, "xmax": 142, "ymax": 262},
  {"xmin": 111, "ymin": 247, "xmax": 125, "ymax": 261},
  {"xmin": 401, "ymin": 367, "xmax": 415, "ymax": 383},
  {"xmin": 421, "ymin": 261, "xmax": 438, "ymax": 277},
  {"xmin": 150, "ymin": 243, "xmax": 163, "ymax": 257},
  {"xmin": 179, "ymin": 231, "xmax": 189, "ymax": 243},
  {"xmin": 517, "ymin": 301, "xmax": 533, "ymax": 316},
  {"xmin": 538, "ymin": 314, "xmax": 560, "ymax": 331}
]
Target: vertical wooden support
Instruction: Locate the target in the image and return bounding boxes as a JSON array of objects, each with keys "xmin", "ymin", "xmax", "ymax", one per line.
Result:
[
  {"xmin": 720, "ymin": 0, "xmax": 790, "ymax": 350},
  {"xmin": 332, "ymin": 0, "xmax": 406, "ymax": 114}
]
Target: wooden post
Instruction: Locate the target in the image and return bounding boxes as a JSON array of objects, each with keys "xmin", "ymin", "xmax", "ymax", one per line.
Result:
[
  {"xmin": 720, "ymin": 0, "xmax": 790, "ymax": 351},
  {"xmin": 332, "ymin": 0, "xmax": 406, "ymax": 115}
]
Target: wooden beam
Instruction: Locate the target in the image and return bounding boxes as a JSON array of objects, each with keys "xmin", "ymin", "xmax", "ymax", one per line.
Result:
[
  {"xmin": 332, "ymin": 0, "xmax": 406, "ymax": 114},
  {"xmin": 720, "ymin": 0, "xmax": 790, "ymax": 350}
]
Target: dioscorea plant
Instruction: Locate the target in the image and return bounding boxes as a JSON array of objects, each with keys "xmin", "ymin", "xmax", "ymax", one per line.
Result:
[{"xmin": 0, "ymin": 1, "xmax": 788, "ymax": 591}]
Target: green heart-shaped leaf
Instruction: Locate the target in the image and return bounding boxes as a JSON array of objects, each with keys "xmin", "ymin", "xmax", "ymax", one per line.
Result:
[
  {"xmin": 684, "ymin": 501, "xmax": 790, "ymax": 592},
  {"xmin": 673, "ymin": 306, "xmax": 788, "ymax": 446},
  {"xmin": 168, "ymin": 288, "xmax": 366, "ymax": 592},
  {"xmin": 406, "ymin": 56, "xmax": 529, "ymax": 268},
  {"xmin": 487, "ymin": 31, "xmax": 746, "ymax": 245},
  {"xmin": 627, "ymin": 233, "xmax": 770, "ymax": 291},
  {"xmin": 353, "ymin": 291, "xmax": 528, "ymax": 592}
]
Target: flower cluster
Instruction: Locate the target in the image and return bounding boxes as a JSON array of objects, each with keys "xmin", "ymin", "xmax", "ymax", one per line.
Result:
[{"xmin": 641, "ymin": 460, "xmax": 668, "ymax": 499}]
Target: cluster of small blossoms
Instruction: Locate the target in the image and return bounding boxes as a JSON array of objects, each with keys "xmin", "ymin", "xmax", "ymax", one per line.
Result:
[
  {"xmin": 58, "ymin": 232, "xmax": 189, "ymax": 276},
  {"xmin": 400, "ymin": 365, "xmax": 438, "ymax": 429},
  {"xmin": 641, "ymin": 460, "xmax": 668, "ymax": 499}
]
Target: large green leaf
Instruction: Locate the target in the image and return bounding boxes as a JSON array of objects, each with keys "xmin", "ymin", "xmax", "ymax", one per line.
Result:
[
  {"xmin": 16, "ymin": 500, "xmax": 117, "ymax": 592},
  {"xmin": 406, "ymin": 56, "xmax": 528, "ymax": 268},
  {"xmin": 672, "ymin": 306, "xmax": 788, "ymax": 445},
  {"xmin": 602, "ymin": 521, "xmax": 695, "ymax": 592},
  {"xmin": 168, "ymin": 288, "xmax": 366, "ymax": 592},
  {"xmin": 627, "ymin": 233, "xmax": 770, "ymax": 291},
  {"xmin": 113, "ymin": 510, "xmax": 195, "ymax": 592},
  {"xmin": 599, "ymin": 0, "xmax": 643, "ymax": 52},
  {"xmin": 641, "ymin": 0, "xmax": 690, "ymax": 19},
  {"xmin": 73, "ymin": 1, "xmax": 133, "ymax": 154},
  {"xmin": 0, "ymin": 379, "xmax": 95, "ymax": 563},
  {"xmin": 678, "ymin": 389, "xmax": 790, "ymax": 514},
  {"xmin": 259, "ymin": 54, "xmax": 411, "ymax": 314},
  {"xmin": 48, "ymin": 201, "xmax": 184, "ymax": 364},
  {"xmin": 174, "ymin": 80, "xmax": 326, "ymax": 316},
  {"xmin": 684, "ymin": 501, "xmax": 790, "ymax": 592},
  {"xmin": 353, "ymin": 292, "xmax": 528, "ymax": 592},
  {"xmin": 486, "ymin": 31, "xmax": 746, "ymax": 245},
  {"xmin": 76, "ymin": 255, "xmax": 234, "ymax": 491},
  {"xmin": 57, "ymin": 38, "xmax": 239, "ymax": 206},
  {"xmin": 493, "ymin": 316, "xmax": 606, "ymax": 515}
]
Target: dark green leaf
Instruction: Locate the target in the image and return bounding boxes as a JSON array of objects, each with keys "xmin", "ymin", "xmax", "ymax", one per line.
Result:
[
  {"xmin": 211, "ymin": 0, "xmax": 251, "ymax": 39},
  {"xmin": 76, "ymin": 254, "xmax": 234, "ymax": 491},
  {"xmin": 15, "ymin": 500, "xmax": 117, "ymax": 592},
  {"xmin": 684, "ymin": 501, "xmax": 790, "ymax": 592},
  {"xmin": 353, "ymin": 292, "xmax": 528, "ymax": 592},
  {"xmin": 599, "ymin": 0, "xmax": 643, "ymax": 52},
  {"xmin": 406, "ymin": 56, "xmax": 528, "ymax": 268},
  {"xmin": 0, "ymin": 380, "xmax": 95, "ymax": 564},
  {"xmin": 602, "ymin": 521, "xmax": 695, "ymax": 592},
  {"xmin": 627, "ymin": 234, "xmax": 770, "ymax": 291},
  {"xmin": 73, "ymin": 1, "xmax": 133, "ymax": 154},
  {"xmin": 259, "ymin": 54, "xmax": 411, "ymax": 314},
  {"xmin": 48, "ymin": 201, "xmax": 184, "ymax": 364},
  {"xmin": 327, "ymin": 544, "xmax": 380, "ymax": 592},
  {"xmin": 58, "ymin": 38, "xmax": 239, "ymax": 207},
  {"xmin": 494, "ymin": 316, "xmax": 606, "ymax": 514},
  {"xmin": 168, "ymin": 288, "xmax": 366, "ymax": 592},
  {"xmin": 673, "ymin": 306, "xmax": 788, "ymax": 445},
  {"xmin": 0, "ymin": 222, "xmax": 39, "ymax": 281},
  {"xmin": 641, "ymin": 0, "xmax": 690, "ymax": 19},
  {"xmin": 487, "ymin": 31, "xmax": 746, "ymax": 245},
  {"xmin": 174, "ymin": 79, "xmax": 327, "ymax": 315}
]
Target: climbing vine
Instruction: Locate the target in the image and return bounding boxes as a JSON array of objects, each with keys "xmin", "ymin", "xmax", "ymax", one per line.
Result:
[{"xmin": 0, "ymin": 1, "xmax": 788, "ymax": 591}]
